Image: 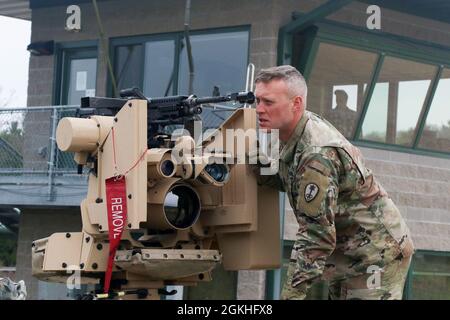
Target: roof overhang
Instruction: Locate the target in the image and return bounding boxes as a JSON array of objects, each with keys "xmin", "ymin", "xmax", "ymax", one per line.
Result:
[{"xmin": 0, "ymin": 0, "xmax": 31, "ymax": 21}]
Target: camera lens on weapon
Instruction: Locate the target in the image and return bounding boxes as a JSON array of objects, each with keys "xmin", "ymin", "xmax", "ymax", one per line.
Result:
[
  {"xmin": 163, "ymin": 185, "xmax": 200, "ymax": 229},
  {"xmin": 205, "ymin": 164, "xmax": 229, "ymax": 183},
  {"xmin": 160, "ymin": 160, "xmax": 175, "ymax": 177}
]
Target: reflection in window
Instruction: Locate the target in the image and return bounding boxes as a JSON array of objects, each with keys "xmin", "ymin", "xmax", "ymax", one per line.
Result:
[
  {"xmin": 143, "ymin": 40, "xmax": 175, "ymax": 97},
  {"xmin": 112, "ymin": 29, "xmax": 249, "ymax": 131},
  {"xmin": 360, "ymin": 57, "xmax": 436, "ymax": 146},
  {"xmin": 307, "ymin": 43, "xmax": 378, "ymax": 138},
  {"xmin": 418, "ymin": 69, "xmax": 450, "ymax": 153},
  {"xmin": 178, "ymin": 31, "xmax": 248, "ymax": 97},
  {"xmin": 114, "ymin": 44, "xmax": 143, "ymax": 96}
]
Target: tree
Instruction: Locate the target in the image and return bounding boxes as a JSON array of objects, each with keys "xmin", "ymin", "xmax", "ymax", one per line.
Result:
[
  {"xmin": 0, "ymin": 121, "xmax": 24, "ymax": 168},
  {"xmin": 0, "ymin": 233, "xmax": 17, "ymax": 267}
]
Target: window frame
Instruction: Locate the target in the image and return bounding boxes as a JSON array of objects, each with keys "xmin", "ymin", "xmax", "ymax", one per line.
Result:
[
  {"xmin": 290, "ymin": 20, "xmax": 450, "ymax": 159},
  {"xmin": 107, "ymin": 25, "xmax": 251, "ymax": 98}
]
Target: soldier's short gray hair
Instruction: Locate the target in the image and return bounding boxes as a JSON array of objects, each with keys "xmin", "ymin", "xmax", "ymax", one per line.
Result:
[{"xmin": 255, "ymin": 65, "xmax": 308, "ymax": 103}]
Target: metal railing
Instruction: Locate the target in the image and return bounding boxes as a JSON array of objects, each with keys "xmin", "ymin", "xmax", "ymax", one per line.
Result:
[
  {"xmin": 0, "ymin": 105, "xmax": 81, "ymax": 173},
  {"xmin": 0, "ymin": 106, "xmax": 82, "ymax": 200}
]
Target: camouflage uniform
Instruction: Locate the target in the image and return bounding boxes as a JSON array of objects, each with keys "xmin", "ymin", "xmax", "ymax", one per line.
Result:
[{"xmin": 258, "ymin": 111, "xmax": 414, "ymax": 300}]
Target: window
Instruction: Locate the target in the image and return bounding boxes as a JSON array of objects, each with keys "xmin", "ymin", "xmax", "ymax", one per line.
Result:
[
  {"xmin": 405, "ymin": 251, "xmax": 450, "ymax": 300},
  {"xmin": 307, "ymin": 43, "xmax": 378, "ymax": 139},
  {"xmin": 360, "ymin": 57, "xmax": 437, "ymax": 146},
  {"xmin": 177, "ymin": 31, "xmax": 249, "ymax": 96},
  {"xmin": 143, "ymin": 39, "xmax": 175, "ymax": 97},
  {"xmin": 418, "ymin": 69, "xmax": 450, "ymax": 153},
  {"xmin": 57, "ymin": 47, "xmax": 98, "ymax": 105},
  {"xmin": 113, "ymin": 29, "xmax": 249, "ymax": 98},
  {"xmin": 114, "ymin": 44, "xmax": 144, "ymax": 96},
  {"xmin": 296, "ymin": 24, "xmax": 450, "ymax": 157},
  {"xmin": 54, "ymin": 44, "xmax": 98, "ymax": 170},
  {"xmin": 111, "ymin": 28, "xmax": 249, "ymax": 131}
]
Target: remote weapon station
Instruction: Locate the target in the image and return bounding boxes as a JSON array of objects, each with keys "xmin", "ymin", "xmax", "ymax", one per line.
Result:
[{"xmin": 32, "ymin": 86, "xmax": 281, "ymax": 299}]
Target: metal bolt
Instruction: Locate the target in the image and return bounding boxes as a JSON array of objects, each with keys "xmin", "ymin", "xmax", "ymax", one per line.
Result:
[
  {"xmin": 62, "ymin": 263, "xmax": 67, "ymax": 268},
  {"xmin": 128, "ymin": 103, "xmax": 132, "ymax": 107},
  {"xmin": 128, "ymin": 194, "xmax": 132, "ymax": 199},
  {"xmin": 92, "ymin": 263, "xmax": 98, "ymax": 270},
  {"xmin": 198, "ymin": 273, "xmax": 205, "ymax": 280},
  {"xmin": 79, "ymin": 263, "xmax": 84, "ymax": 269},
  {"xmin": 98, "ymin": 225, "xmax": 102, "ymax": 230},
  {"xmin": 95, "ymin": 198, "xmax": 103, "ymax": 203},
  {"xmin": 114, "ymin": 117, "xmax": 118, "ymax": 122},
  {"xmin": 128, "ymin": 223, "xmax": 132, "ymax": 228},
  {"xmin": 66, "ymin": 233, "xmax": 71, "ymax": 238},
  {"xmin": 85, "ymin": 237, "xmax": 90, "ymax": 243},
  {"xmin": 97, "ymin": 244, "xmax": 103, "ymax": 250}
]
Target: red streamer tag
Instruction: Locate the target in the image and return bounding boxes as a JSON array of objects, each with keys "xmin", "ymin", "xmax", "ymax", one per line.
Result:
[{"xmin": 104, "ymin": 176, "xmax": 128, "ymax": 293}]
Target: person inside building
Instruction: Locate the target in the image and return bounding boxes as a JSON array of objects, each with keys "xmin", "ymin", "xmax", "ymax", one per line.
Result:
[
  {"xmin": 251, "ymin": 65, "xmax": 414, "ymax": 300},
  {"xmin": 326, "ymin": 89, "xmax": 358, "ymax": 138}
]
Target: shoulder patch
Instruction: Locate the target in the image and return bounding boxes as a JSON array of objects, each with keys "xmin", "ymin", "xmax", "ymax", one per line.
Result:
[
  {"xmin": 304, "ymin": 183, "xmax": 319, "ymax": 202},
  {"xmin": 297, "ymin": 169, "xmax": 329, "ymax": 218}
]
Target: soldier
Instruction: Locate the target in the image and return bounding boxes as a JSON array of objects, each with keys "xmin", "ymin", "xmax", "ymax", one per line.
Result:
[
  {"xmin": 253, "ymin": 65, "xmax": 414, "ymax": 300},
  {"xmin": 326, "ymin": 89, "xmax": 358, "ymax": 138}
]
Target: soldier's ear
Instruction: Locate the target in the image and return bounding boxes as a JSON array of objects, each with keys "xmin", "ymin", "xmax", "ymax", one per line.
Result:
[{"xmin": 292, "ymin": 95, "xmax": 303, "ymax": 111}]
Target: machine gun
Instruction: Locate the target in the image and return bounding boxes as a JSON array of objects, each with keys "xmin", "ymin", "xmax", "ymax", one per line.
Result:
[
  {"xmin": 31, "ymin": 88, "xmax": 280, "ymax": 300},
  {"xmin": 80, "ymin": 87, "xmax": 256, "ymax": 148}
]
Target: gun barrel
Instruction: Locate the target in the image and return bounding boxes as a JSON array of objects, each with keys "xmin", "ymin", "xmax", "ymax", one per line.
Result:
[{"xmin": 192, "ymin": 91, "xmax": 255, "ymax": 106}]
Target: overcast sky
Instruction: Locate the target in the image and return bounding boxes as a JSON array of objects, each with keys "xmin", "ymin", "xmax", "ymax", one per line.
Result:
[{"xmin": 0, "ymin": 16, "xmax": 31, "ymax": 107}]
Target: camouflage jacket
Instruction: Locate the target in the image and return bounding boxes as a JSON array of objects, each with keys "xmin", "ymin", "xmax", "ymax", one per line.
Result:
[{"xmin": 258, "ymin": 111, "xmax": 414, "ymax": 298}]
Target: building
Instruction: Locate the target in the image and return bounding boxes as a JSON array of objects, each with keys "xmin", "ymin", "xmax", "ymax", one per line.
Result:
[{"xmin": 0, "ymin": 0, "xmax": 449, "ymax": 300}]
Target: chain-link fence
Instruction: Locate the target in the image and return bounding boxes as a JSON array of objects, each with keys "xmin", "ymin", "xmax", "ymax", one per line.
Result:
[{"xmin": 0, "ymin": 106, "xmax": 80, "ymax": 175}]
